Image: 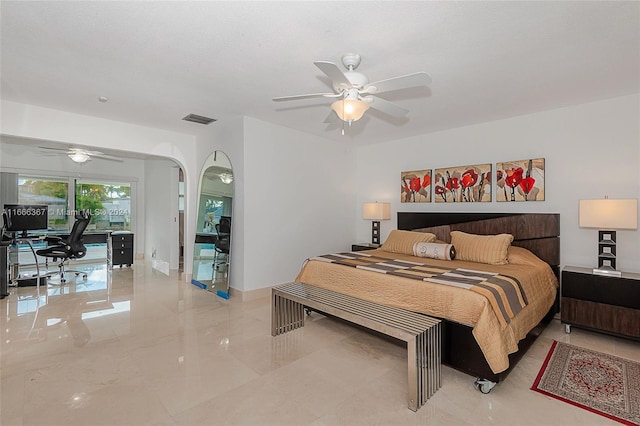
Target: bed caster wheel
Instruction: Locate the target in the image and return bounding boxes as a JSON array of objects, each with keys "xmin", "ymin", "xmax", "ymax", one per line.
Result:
[
  {"xmin": 304, "ymin": 307, "xmax": 312, "ymax": 316},
  {"xmin": 474, "ymin": 378, "xmax": 496, "ymax": 394}
]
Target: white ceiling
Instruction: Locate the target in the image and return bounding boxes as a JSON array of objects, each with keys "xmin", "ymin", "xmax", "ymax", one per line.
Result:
[{"xmin": 1, "ymin": 1, "xmax": 639, "ymax": 146}]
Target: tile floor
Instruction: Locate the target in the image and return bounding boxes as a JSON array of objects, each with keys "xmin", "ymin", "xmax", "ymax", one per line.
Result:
[{"xmin": 1, "ymin": 262, "xmax": 639, "ymax": 425}]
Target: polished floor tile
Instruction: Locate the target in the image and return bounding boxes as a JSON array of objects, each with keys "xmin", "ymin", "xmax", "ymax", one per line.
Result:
[{"xmin": 2, "ymin": 262, "xmax": 638, "ymax": 425}]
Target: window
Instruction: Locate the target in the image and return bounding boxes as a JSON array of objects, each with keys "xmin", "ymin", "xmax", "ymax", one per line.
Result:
[
  {"xmin": 197, "ymin": 194, "xmax": 231, "ymax": 233},
  {"xmin": 17, "ymin": 176, "xmax": 69, "ymax": 231},
  {"xmin": 14, "ymin": 174, "xmax": 134, "ymax": 233},
  {"xmin": 75, "ymin": 180, "xmax": 132, "ymax": 231}
]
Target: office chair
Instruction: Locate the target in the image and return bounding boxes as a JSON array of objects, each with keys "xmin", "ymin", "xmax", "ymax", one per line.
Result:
[
  {"xmin": 1, "ymin": 212, "xmax": 11, "ymax": 244},
  {"xmin": 36, "ymin": 210, "xmax": 91, "ymax": 283},
  {"xmin": 213, "ymin": 216, "xmax": 231, "ymax": 281}
]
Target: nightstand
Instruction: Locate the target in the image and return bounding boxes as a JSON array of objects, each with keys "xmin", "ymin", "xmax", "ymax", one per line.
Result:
[
  {"xmin": 561, "ymin": 266, "xmax": 640, "ymax": 341},
  {"xmin": 351, "ymin": 243, "xmax": 380, "ymax": 252}
]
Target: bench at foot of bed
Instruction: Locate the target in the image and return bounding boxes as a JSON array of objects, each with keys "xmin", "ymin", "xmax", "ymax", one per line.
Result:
[{"xmin": 271, "ymin": 282, "xmax": 441, "ymax": 412}]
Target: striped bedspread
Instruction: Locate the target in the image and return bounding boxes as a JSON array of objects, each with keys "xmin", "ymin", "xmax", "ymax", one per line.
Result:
[{"xmin": 310, "ymin": 252, "xmax": 528, "ymax": 328}]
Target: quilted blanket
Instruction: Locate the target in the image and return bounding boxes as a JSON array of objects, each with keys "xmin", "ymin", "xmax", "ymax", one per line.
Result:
[
  {"xmin": 296, "ymin": 246, "xmax": 558, "ymax": 373},
  {"xmin": 311, "ymin": 252, "xmax": 527, "ymax": 329}
]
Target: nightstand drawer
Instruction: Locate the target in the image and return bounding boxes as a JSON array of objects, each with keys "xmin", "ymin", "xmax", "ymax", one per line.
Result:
[
  {"xmin": 561, "ymin": 266, "xmax": 640, "ymax": 340},
  {"xmin": 562, "ymin": 270, "xmax": 640, "ymax": 310},
  {"xmin": 562, "ymin": 297, "xmax": 640, "ymax": 339}
]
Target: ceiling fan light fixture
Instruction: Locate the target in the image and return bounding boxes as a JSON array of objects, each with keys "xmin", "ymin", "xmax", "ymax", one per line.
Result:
[
  {"xmin": 219, "ymin": 173, "xmax": 233, "ymax": 184},
  {"xmin": 331, "ymin": 98, "xmax": 369, "ymax": 122},
  {"xmin": 68, "ymin": 151, "xmax": 90, "ymax": 163}
]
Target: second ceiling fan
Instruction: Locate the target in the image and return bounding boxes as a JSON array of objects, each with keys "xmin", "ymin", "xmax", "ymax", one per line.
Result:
[{"xmin": 273, "ymin": 53, "xmax": 432, "ymax": 125}]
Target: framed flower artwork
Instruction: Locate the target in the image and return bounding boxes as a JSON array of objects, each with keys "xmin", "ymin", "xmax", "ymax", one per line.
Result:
[
  {"xmin": 401, "ymin": 169, "xmax": 431, "ymax": 203},
  {"xmin": 496, "ymin": 158, "xmax": 545, "ymax": 202},
  {"xmin": 434, "ymin": 164, "xmax": 491, "ymax": 203}
]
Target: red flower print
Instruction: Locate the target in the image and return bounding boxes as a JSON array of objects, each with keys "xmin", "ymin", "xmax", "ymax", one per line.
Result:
[
  {"xmin": 460, "ymin": 169, "xmax": 478, "ymax": 188},
  {"xmin": 435, "ymin": 184, "xmax": 447, "ymax": 202},
  {"xmin": 505, "ymin": 167, "xmax": 524, "ymax": 201},
  {"xmin": 519, "ymin": 177, "xmax": 536, "ymax": 195},
  {"xmin": 505, "ymin": 167, "xmax": 524, "ymax": 188},
  {"xmin": 445, "ymin": 177, "xmax": 460, "ymax": 191},
  {"xmin": 409, "ymin": 177, "xmax": 421, "ymax": 193}
]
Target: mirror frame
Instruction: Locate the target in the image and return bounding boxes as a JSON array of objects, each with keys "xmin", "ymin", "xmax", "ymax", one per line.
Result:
[{"xmin": 190, "ymin": 151, "xmax": 233, "ymax": 298}]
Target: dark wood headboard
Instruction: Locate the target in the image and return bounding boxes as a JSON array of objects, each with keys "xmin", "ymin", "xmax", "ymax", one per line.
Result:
[{"xmin": 397, "ymin": 212, "xmax": 560, "ymax": 277}]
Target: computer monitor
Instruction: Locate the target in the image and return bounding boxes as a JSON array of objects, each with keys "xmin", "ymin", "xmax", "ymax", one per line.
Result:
[{"xmin": 2, "ymin": 204, "xmax": 49, "ymax": 237}]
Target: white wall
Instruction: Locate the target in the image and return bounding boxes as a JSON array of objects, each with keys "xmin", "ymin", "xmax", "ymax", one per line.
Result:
[
  {"xmin": 192, "ymin": 117, "xmax": 357, "ymax": 293},
  {"xmin": 355, "ymin": 94, "xmax": 640, "ymax": 273},
  {"xmin": 242, "ymin": 117, "xmax": 356, "ymax": 291},
  {"xmin": 144, "ymin": 158, "xmax": 180, "ymax": 269}
]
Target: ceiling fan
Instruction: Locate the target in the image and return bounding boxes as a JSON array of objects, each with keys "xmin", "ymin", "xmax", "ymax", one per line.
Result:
[
  {"xmin": 273, "ymin": 53, "xmax": 432, "ymax": 126},
  {"xmin": 38, "ymin": 146, "xmax": 124, "ymax": 163}
]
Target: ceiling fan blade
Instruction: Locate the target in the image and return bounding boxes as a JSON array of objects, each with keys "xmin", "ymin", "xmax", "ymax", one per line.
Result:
[
  {"xmin": 362, "ymin": 72, "xmax": 432, "ymax": 95},
  {"xmin": 314, "ymin": 61, "xmax": 352, "ymax": 90},
  {"xmin": 38, "ymin": 146, "xmax": 70, "ymax": 153},
  {"xmin": 363, "ymin": 96, "xmax": 410, "ymax": 118},
  {"xmin": 92, "ymin": 154, "xmax": 124, "ymax": 162},
  {"xmin": 273, "ymin": 92, "xmax": 339, "ymax": 102}
]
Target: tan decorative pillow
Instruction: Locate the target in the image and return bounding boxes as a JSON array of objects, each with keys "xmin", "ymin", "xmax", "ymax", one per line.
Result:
[
  {"xmin": 450, "ymin": 231, "xmax": 514, "ymax": 265},
  {"xmin": 413, "ymin": 242, "xmax": 456, "ymax": 260},
  {"xmin": 381, "ymin": 230, "xmax": 436, "ymax": 255}
]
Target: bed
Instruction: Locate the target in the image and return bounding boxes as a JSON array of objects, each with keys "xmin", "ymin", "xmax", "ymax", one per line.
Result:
[{"xmin": 296, "ymin": 212, "xmax": 560, "ymax": 386}]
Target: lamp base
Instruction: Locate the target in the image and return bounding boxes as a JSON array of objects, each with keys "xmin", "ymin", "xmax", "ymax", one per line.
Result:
[
  {"xmin": 592, "ymin": 267, "xmax": 622, "ymax": 277},
  {"xmin": 371, "ymin": 220, "xmax": 380, "ymax": 245}
]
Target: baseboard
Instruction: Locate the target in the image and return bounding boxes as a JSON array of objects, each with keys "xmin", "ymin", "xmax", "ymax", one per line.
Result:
[{"xmin": 229, "ymin": 286, "xmax": 273, "ymax": 301}]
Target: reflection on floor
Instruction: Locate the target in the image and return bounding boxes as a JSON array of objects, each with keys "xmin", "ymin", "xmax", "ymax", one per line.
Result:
[{"xmin": 1, "ymin": 262, "xmax": 638, "ymax": 425}]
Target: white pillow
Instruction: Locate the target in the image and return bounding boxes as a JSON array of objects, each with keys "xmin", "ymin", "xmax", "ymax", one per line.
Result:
[{"xmin": 413, "ymin": 242, "xmax": 456, "ymax": 260}]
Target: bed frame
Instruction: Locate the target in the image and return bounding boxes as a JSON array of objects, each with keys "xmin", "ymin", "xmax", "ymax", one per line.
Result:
[{"xmin": 397, "ymin": 212, "xmax": 560, "ymax": 383}]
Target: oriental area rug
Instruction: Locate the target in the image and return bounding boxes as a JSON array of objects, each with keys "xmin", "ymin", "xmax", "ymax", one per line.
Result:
[{"xmin": 531, "ymin": 341, "xmax": 640, "ymax": 425}]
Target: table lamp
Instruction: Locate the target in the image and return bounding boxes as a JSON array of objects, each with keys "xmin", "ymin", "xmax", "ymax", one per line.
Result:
[
  {"xmin": 579, "ymin": 198, "xmax": 638, "ymax": 276},
  {"xmin": 362, "ymin": 202, "xmax": 391, "ymax": 245}
]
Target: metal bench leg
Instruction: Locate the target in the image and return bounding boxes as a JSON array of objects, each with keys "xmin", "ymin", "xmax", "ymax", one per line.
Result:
[
  {"xmin": 408, "ymin": 325, "xmax": 442, "ymax": 411},
  {"xmin": 407, "ymin": 337, "xmax": 419, "ymax": 412},
  {"xmin": 272, "ymin": 292, "xmax": 305, "ymax": 336}
]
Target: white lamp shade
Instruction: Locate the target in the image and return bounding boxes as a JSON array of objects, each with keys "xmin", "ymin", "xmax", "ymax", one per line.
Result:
[
  {"xmin": 331, "ymin": 99, "xmax": 370, "ymax": 122},
  {"xmin": 362, "ymin": 202, "xmax": 391, "ymax": 220},
  {"xmin": 579, "ymin": 199, "xmax": 638, "ymax": 229}
]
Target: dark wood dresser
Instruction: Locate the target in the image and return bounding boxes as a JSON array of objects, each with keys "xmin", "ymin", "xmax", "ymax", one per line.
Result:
[
  {"xmin": 561, "ymin": 266, "xmax": 640, "ymax": 341},
  {"xmin": 111, "ymin": 232, "xmax": 134, "ymax": 267}
]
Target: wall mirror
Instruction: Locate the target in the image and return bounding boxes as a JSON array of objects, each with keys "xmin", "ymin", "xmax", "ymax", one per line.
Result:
[{"xmin": 191, "ymin": 151, "xmax": 233, "ymax": 298}]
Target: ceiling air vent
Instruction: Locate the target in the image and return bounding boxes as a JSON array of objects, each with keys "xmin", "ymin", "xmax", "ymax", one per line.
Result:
[{"xmin": 182, "ymin": 113, "xmax": 216, "ymax": 125}]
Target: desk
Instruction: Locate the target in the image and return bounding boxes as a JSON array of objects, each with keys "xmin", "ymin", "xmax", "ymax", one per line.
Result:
[
  {"xmin": 3, "ymin": 232, "xmax": 112, "ymax": 287},
  {"xmin": 3, "ymin": 236, "xmax": 46, "ymax": 288},
  {"xmin": 1, "ymin": 244, "xmax": 9, "ymax": 298}
]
